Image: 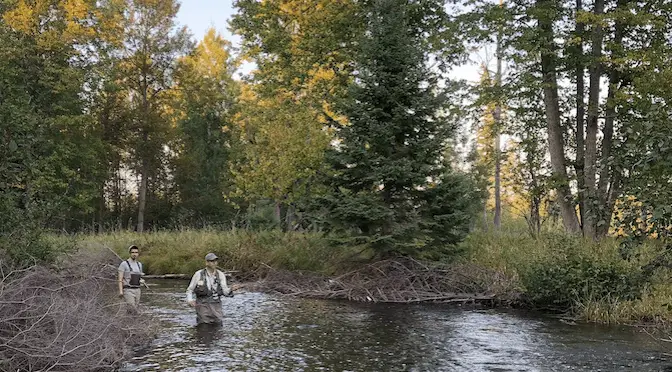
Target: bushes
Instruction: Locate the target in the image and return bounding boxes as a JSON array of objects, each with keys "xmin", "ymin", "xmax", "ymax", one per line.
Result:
[
  {"xmin": 464, "ymin": 225, "xmax": 664, "ymax": 322},
  {"xmin": 521, "ymin": 255, "xmax": 643, "ymax": 310}
]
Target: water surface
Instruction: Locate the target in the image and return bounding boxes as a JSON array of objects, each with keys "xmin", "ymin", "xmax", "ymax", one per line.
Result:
[{"xmin": 122, "ymin": 280, "xmax": 672, "ymax": 371}]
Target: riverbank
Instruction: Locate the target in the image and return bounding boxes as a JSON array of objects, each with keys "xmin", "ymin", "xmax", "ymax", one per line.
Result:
[
  {"xmin": 62, "ymin": 227, "xmax": 672, "ymax": 326},
  {"xmin": 464, "ymin": 227, "xmax": 672, "ymax": 326}
]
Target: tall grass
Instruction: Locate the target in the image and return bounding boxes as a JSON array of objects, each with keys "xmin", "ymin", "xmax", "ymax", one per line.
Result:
[
  {"xmin": 65, "ymin": 229, "xmax": 357, "ymax": 277},
  {"xmin": 463, "ymin": 219, "xmax": 672, "ymax": 324}
]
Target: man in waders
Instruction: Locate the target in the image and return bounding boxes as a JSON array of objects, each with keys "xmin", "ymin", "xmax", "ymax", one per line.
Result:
[
  {"xmin": 117, "ymin": 245, "xmax": 144, "ymax": 311},
  {"xmin": 186, "ymin": 253, "xmax": 233, "ymax": 325}
]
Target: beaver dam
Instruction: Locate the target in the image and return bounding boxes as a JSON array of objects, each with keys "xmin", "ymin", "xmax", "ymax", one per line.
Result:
[{"xmin": 241, "ymin": 258, "xmax": 520, "ymax": 305}]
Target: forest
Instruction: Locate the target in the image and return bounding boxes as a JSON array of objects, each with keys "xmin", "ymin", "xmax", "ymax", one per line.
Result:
[{"xmin": 2, "ymin": 0, "xmax": 672, "ymax": 321}]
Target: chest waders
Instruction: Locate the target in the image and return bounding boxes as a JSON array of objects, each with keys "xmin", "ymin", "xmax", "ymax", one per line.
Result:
[{"xmin": 194, "ymin": 269, "xmax": 225, "ymax": 302}]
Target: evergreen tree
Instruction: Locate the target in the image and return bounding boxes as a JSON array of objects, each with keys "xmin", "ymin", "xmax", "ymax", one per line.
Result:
[{"xmin": 324, "ymin": 0, "xmax": 478, "ymax": 257}]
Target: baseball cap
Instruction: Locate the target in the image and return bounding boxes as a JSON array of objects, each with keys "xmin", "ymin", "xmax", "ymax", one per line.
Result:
[{"xmin": 205, "ymin": 252, "xmax": 218, "ymax": 261}]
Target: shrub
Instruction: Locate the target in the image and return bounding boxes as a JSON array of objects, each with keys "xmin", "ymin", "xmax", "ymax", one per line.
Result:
[{"xmin": 521, "ymin": 255, "xmax": 644, "ymax": 310}]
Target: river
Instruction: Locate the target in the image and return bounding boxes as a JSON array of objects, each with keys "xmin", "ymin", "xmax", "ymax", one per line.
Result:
[{"xmin": 121, "ymin": 280, "xmax": 672, "ymax": 371}]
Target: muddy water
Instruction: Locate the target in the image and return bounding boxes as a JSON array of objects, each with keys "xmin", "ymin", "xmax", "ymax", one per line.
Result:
[{"xmin": 122, "ymin": 280, "xmax": 672, "ymax": 371}]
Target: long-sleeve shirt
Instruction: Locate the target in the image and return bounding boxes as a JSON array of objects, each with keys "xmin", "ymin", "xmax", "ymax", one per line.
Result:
[{"xmin": 186, "ymin": 268, "xmax": 230, "ymax": 302}]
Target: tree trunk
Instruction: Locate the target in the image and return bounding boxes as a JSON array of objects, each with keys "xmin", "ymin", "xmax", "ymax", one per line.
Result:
[
  {"xmin": 493, "ymin": 26, "xmax": 503, "ymax": 230},
  {"xmin": 285, "ymin": 203, "xmax": 295, "ymax": 231},
  {"xmin": 97, "ymin": 183, "xmax": 105, "ymax": 234},
  {"xmin": 596, "ymin": 0, "xmax": 626, "ymax": 238},
  {"xmin": 493, "ymin": 131, "xmax": 502, "ymax": 229},
  {"xmin": 537, "ymin": 0, "xmax": 581, "ymax": 233},
  {"xmin": 274, "ymin": 202, "xmax": 282, "ymax": 226},
  {"xmin": 597, "ymin": 172, "xmax": 621, "ymax": 237},
  {"xmin": 114, "ymin": 163, "xmax": 122, "ymax": 231},
  {"xmin": 574, "ymin": 0, "xmax": 586, "ymax": 231},
  {"xmin": 529, "ymin": 154, "xmax": 542, "ymax": 235},
  {"xmin": 137, "ymin": 157, "xmax": 148, "ymax": 233},
  {"xmin": 583, "ymin": 0, "xmax": 605, "ymax": 240},
  {"xmin": 530, "ymin": 196, "xmax": 541, "ymax": 235}
]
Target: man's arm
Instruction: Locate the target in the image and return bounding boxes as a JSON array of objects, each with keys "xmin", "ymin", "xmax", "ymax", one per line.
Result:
[
  {"xmin": 218, "ymin": 270, "xmax": 232, "ymax": 296},
  {"xmin": 117, "ymin": 264, "xmax": 125, "ymax": 297},
  {"xmin": 186, "ymin": 271, "xmax": 199, "ymax": 306}
]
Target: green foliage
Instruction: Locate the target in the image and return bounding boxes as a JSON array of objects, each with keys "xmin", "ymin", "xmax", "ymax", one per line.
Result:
[
  {"xmin": 0, "ymin": 203, "xmax": 52, "ymax": 265},
  {"xmin": 323, "ymin": 0, "xmax": 478, "ymax": 257},
  {"xmin": 522, "ymin": 253, "xmax": 643, "ymax": 310},
  {"xmin": 465, "ymin": 222, "xmax": 657, "ymax": 316},
  {"xmin": 230, "ymin": 0, "xmax": 362, "ymax": 221},
  {"xmin": 418, "ymin": 172, "xmax": 482, "ymax": 259},
  {"xmin": 72, "ymin": 229, "xmax": 349, "ymax": 276},
  {"xmin": 172, "ymin": 28, "xmax": 240, "ymax": 226}
]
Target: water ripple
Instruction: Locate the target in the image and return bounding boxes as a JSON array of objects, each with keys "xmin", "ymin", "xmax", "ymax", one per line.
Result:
[{"xmin": 122, "ymin": 280, "xmax": 672, "ymax": 372}]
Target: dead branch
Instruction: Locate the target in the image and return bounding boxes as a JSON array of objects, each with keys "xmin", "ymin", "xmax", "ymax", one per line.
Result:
[
  {"xmin": 0, "ymin": 248, "xmax": 157, "ymax": 372},
  {"xmin": 247, "ymin": 258, "xmax": 520, "ymax": 305}
]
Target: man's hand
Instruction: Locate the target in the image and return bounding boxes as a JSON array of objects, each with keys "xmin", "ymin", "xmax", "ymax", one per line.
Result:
[
  {"xmin": 119, "ymin": 292, "xmax": 124, "ymax": 298},
  {"xmin": 188, "ymin": 300, "xmax": 196, "ymax": 307}
]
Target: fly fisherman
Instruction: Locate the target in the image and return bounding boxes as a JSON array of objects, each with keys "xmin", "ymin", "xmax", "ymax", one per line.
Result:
[
  {"xmin": 186, "ymin": 253, "xmax": 233, "ymax": 325},
  {"xmin": 117, "ymin": 245, "xmax": 145, "ymax": 311}
]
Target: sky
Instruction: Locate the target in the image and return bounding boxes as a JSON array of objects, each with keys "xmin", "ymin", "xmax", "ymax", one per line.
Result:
[
  {"xmin": 175, "ymin": 0, "xmax": 482, "ymax": 82},
  {"xmin": 175, "ymin": 0, "xmax": 254, "ymax": 76},
  {"xmin": 176, "ymin": 0, "xmax": 238, "ymax": 43}
]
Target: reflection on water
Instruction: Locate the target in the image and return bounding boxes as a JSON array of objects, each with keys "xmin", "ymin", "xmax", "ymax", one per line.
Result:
[{"xmin": 122, "ymin": 280, "xmax": 672, "ymax": 372}]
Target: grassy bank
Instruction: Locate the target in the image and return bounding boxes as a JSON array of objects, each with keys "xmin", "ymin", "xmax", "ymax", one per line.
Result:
[
  {"xmin": 59, "ymin": 223, "xmax": 672, "ymax": 326},
  {"xmin": 463, "ymin": 222, "xmax": 672, "ymax": 325}
]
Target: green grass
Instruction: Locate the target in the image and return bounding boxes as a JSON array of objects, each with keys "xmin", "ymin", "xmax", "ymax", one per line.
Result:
[
  {"xmin": 61, "ymin": 229, "xmax": 357, "ymax": 276},
  {"xmin": 462, "ymin": 219, "xmax": 672, "ymax": 324}
]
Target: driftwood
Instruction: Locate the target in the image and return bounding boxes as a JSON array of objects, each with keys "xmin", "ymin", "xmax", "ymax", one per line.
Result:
[
  {"xmin": 144, "ymin": 273, "xmax": 191, "ymax": 279},
  {"xmin": 144, "ymin": 271, "xmax": 239, "ymax": 280},
  {"xmin": 247, "ymin": 258, "xmax": 520, "ymax": 304},
  {"xmin": 0, "ymin": 249, "xmax": 156, "ymax": 372}
]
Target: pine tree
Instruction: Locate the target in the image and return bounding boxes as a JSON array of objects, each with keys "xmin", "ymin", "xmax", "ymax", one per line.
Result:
[{"xmin": 324, "ymin": 0, "xmax": 477, "ymax": 257}]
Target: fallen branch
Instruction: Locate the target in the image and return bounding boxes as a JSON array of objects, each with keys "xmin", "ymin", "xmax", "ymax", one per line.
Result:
[
  {"xmin": 144, "ymin": 271, "xmax": 239, "ymax": 280},
  {"xmin": 0, "ymin": 249, "xmax": 157, "ymax": 372},
  {"xmin": 247, "ymin": 258, "xmax": 520, "ymax": 305}
]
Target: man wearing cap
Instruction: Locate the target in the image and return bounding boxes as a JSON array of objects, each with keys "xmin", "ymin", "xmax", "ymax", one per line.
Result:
[
  {"xmin": 117, "ymin": 245, "xmax": 145, "ymax": 311},
  {"xmin": 186, "ymin": 252, "xmax": 233, "ymax": 325}
]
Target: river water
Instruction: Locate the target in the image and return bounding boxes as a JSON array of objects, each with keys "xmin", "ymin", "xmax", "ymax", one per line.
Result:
[{"xmin": 122, "ymin": 280, "xmax": 672, "ymax": 371}]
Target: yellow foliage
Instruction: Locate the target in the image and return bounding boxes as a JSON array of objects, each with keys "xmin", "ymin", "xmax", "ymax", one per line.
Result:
[
  {"xmin": 3, "ymin": 0, "xmax": 125, "ymax": 49},
  {"xmin": 231, "ymin": 87, "xmax": 331, "ymax": 202},
  {"xmin": 2, "ymin": 0, "xmax": 38, "ymax": 33}
]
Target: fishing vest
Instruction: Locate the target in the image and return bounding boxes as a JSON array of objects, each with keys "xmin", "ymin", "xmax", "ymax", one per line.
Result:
[
  {"xmin": 125, "ymin": 260, "xmax": 143, "ymax": 288},
  {"xmin": 194, "ymin": 269, "xmax": 225, "ymax": 300}
]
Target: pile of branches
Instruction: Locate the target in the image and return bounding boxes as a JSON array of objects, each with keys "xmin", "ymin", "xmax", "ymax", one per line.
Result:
[
  {"xmin": 0, "ymin": 248, "xmax": 155, "ymax": 372},
  {"xmin": 248, "ymin": 258, "xmax": 521, "ymax": 305}
]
